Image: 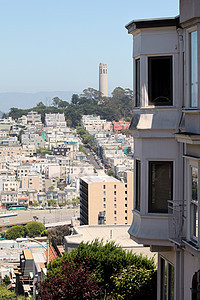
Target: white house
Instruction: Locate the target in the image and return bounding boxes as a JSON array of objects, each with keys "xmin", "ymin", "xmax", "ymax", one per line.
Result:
[{"xmin": 126, "ymin": 0, "xmax": 200, "ymax": 299}]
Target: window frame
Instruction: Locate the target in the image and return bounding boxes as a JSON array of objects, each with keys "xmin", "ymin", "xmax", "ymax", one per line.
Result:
[
  {"xmin": 189, "ymin": 29, "xmax": 198, "ymax": 108},
  {"xmin": 148, "ymin": 55, "xmax": 173, "ymax": 106},
  {"xmin": 135, "ymin": 58, "xmax": 140, "ymax": 107},
  {"xmin": 135, "ymin": 159, "xmax": 141, "ymax": 211},
  {"xmin": 148, "ymin": 161, "xmax": 173, "ymax": 213}
]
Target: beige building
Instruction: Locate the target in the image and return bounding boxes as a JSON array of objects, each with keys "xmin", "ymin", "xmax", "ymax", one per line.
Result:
[{"xmin": 80, "ymin": 172, "xmax": 133, "ymax": 225}]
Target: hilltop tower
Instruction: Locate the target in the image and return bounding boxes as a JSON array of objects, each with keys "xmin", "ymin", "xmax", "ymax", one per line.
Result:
[{"xmin": 99, "ymin": 63, "xmax": 108, "ymax": 97}]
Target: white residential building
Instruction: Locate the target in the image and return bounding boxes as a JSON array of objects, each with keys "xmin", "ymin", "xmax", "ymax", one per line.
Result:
[{"xmin": 126, "ymin": 1, "xmax": 200, "ymax": 299}]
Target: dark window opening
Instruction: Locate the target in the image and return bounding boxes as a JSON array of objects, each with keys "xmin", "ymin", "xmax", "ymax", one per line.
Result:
[
  {"xmin": 148, "ymin": 56, "xmax": 173, "ymax": 106},
  {"xmin": 135, "ymin": 160, "xmax": 141, "ymax": 211},
  {"xmin": 149, "ymin": 161, "xmax": 173, "ymax": 213},
  {"xmin": 136, "ymin": 58, "xmax": 140, "ymax": 106}
]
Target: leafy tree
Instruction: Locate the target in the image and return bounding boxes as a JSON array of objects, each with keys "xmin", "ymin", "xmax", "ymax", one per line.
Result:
[
  {"xmin": 48, "ymin": 225, "xmax": 70, "ymax": 246},
  {"xmin": 25, "ymin": 221, "xmax": 45, "ymax": 238},
  {"xmin": 107, "ymin": 169, "xmax": 114, "ymax": 176},
  {"xmin": 0, "ymin": 283, "xmax": 16, "ymax": 300},
  {"xmin": 111, "ymin": 265, "xmax": 157, "ymax": 300},
  {"xmin": 5, "ymin": 225, "xmax": 25, "ymax": 240},
  {"xmin": 32, "ymin": 202, "xmax": 39, "ymax": 207},
  {"xmin": 39, "ymin": 257, "xmax": 103, "ymax": 300},
  {"xmin": 47, "ymin": 199, "xmax": 57, "ymax": 207},
  {"xmin": 46, "ymin": 240, "xmax": 156, "ymax": 299},
  {"xmin": 37, "ymin": 101, "xmax": 45, "ymax": 107},
  {"xmin": 3, "ymin": 275, "xmax": 11, "ymax": 286}
]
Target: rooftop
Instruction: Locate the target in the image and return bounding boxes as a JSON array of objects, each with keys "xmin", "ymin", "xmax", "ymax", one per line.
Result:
[{"xmin": 81, "ymin": 175, "xmax": 120, "ymax": 184}]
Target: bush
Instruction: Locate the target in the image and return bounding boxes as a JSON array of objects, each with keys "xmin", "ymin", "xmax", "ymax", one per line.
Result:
[
  {"xmin": 5, "ymin": 225, "xmax": 25, "ymax": 240},
  {"xmin": 0, "ymin": 283, "xmax": 16, "ymax": 300},
  {"xmin": 47, "ymin": 240, "xmax": 157, "ymax": 298},
  {"xmin": 39, "ymin": 257, "xmax": 103, "ymax": 300},
  {"xmin": 25, "ymin": 221, "xmax": 45, "ymax": 238},
  {"xmin": 111, "ymin": 265, "xmax": 157, "ymax": 300}
]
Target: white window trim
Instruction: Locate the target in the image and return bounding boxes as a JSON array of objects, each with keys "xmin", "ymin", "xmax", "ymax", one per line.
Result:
[{"xmin": 185, "ymin": 26, "xmax": 198, "ymax": 108}]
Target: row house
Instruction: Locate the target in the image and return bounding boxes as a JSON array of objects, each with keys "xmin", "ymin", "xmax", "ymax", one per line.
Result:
[
  {"xmin": 45, "ymin": 113, "xmax": 66, "ymax": 128},
  {"xmin": 27, "ymin": 111, "xmax": 41, "ymax": 124},
  {"xmin": 112, "ymin": 121, "xmax": 130, "ymax": 134},
  {"xmin": 126, "ymin": 0, "xmax": 200, "ymax": 299}
]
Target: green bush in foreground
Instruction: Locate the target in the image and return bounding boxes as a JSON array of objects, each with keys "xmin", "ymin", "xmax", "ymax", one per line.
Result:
[{"xmin": 46, "ymin": 240, "xmax": 157, "ymax": 299}]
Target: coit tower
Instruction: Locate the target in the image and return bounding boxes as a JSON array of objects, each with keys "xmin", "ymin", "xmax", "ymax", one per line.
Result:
[{"xmin": 99, "ymin": 63, "xmax": 108, "ymax": 97}]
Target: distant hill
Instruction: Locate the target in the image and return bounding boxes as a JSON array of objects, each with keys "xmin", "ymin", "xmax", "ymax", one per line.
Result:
[{"xmin": 0, "ymin": 91, "xmax": 78, "ymax": 113}]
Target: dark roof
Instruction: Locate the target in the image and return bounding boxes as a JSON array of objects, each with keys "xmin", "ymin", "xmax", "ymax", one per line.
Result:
[{"xmin": 125, "ymin": 16, "xmax": 180, "ymax": 34}]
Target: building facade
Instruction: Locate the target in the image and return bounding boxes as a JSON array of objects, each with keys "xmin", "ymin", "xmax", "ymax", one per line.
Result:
[
  {"xmin": 126, "ymin": 0, "xmax": 200, "ymax": 299},
  {"xmin": 80, "ymin": 172, "xmax": 133, "ymax": 226}
]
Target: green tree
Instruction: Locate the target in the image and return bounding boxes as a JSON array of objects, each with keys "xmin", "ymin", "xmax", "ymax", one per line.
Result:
[
  {"xmin": 25, "ymin": 221, "xmax": 45, "ymax": 238},
  {"xmin": 3, "ymin": 275, "xmax": 11, "ymax": 286},
  {"xmin": 47, "ymin": 240, "xmax": 156, "ymax": 298},
  {"xmin": 48, "ymin": 225, "xmax": 70, "ymax": 246},
  {"xmin": 0, "ymin": 283, "xmax": 16, "ymax": 300},
  {"xmin": 47, "ymin": 199, "xmax": 57, "ymax": 207},
  {"xmin": 32, "ymin": 202, "xmax": 39, "ymax": 207},
  {"xmin": 107, "ymin": 169, "xmax": 114, "ymax": 176},
  {"xmin": 5, "ymin": 225, "xmax": 25, "ymax": 240},
  {"xmin": 111, "ymin": 265, "xmax": 157, "ymax": 300}
]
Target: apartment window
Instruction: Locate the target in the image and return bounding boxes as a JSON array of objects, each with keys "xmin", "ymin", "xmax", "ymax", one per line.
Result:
[
  {"xmin": 190, "ymin": 166, "xmax": 198, "ymax": 241},
  {"xmin": 135, "ymin": 160, "xmax": 141, "ymax": 211},
  {"xmin": 104, "ymin": 204, "xmax": 106, "ymax": 208},
  {"xmin": 125, "ymin": 184, "xmax": 127, "ymax": 188},
  {"xmin": 103, "ymin": 198, "xmax": 106, "ymax": 202},
  {"xmin": 114, "ymin": 204, "xmax": 116, "ymax": 208},
  {"xmin": 135, "ymin": 58, "xmax": 140, "ymax": 106},
  {"xmin": 114, "ymin": 217, "xmax": 117, "ymax": 221},
  {"xmin": 125, "ymin": 210, "xmax": 127, "ymax": 214},
  {"xmin": 125, "ymin": 197, "xmax": 127, "ymax": 201},
  {"xmin": 190, "ymin": 30, "xmax": 198, "ymax": 107},
  {"xmin": 125, "ymin": 203, "xmax": 127, "ymax": 207},
  {"xmin": 114, "ymin": 197, "xmax": 116, "ymax": 202},
  {"xmin": 148, "ymin": 56, "xmax": 173, "ymax": 106},
  {"xmin": 114, "ymin": 210, "xmax": 116, "ymax": 215},
  {"xmin": 114, "ymin": 191, "xmax": 116, "ymax": 195},
  {"xmin": 125, "ymin": 191, "xmax": 127, "ymax": 194},
  {"xmin": 125, "ymin": 216, "xmax": 127, "ymax": 221},
  {"xmin": 114, "ymin": 185, "xmax": 116, "ymax": 189},
  {"xmin": 161, "ymin": 258, "xmax": 174, "ymax": 300},
  {"xmin": 103, "ymin": 185, "xmax": 106, "ymax": 189},
  {"xmin": 104, "ymin": 191, "xmax": 106, "ymax": 195},
  {"xmin": 149, "ymin": 161, "xmax": 173, "ymax": 213}
]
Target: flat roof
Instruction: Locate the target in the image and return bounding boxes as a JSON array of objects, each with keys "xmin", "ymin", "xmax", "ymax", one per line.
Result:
[
  {"xmin": 24, "ymin": 249, "xmax": 33, "ymax": 260},
  {"xmin": 80, "ymin": 176, "xmax": 120, "ymax": 184},
  {"xmin": 126, "ymin": 16, "xmax": 180, "ymax": 34}
]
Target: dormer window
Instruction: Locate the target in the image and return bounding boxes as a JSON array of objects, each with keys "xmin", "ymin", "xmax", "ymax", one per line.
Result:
[{"xmin": 148, "ymin": 56, "xmax": 173, "ymax": 106}]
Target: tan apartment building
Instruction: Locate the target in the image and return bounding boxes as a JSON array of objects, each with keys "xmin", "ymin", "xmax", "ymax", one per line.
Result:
[{"xmin": 80, "ymin": 171, "xmax": 133, "ymax": 225}]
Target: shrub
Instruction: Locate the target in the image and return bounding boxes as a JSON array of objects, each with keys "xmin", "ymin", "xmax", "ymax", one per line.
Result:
[
  {"xmin": 5, "ymin": 225, "xmax": 25, "ymax": 240},
  {"xmin": 25, "ymin": 221, "xmax": 45, "ymax": 238}
]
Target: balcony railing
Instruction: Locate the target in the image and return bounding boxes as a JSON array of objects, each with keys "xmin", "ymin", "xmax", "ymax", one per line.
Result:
[{"xmin": 168, "ymin": 200, "xmax": 186, "ymax": 246}]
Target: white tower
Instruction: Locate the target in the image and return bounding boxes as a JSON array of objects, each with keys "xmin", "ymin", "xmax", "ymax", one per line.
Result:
[{"xmin": 99, "ymin": 63, "xmax": 108, "ymax": 97}]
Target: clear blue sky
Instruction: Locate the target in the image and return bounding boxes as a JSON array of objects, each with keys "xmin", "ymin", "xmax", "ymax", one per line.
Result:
[{"xmin": 0, "ymin": 0, "xmax": 179, "ymax": 95}]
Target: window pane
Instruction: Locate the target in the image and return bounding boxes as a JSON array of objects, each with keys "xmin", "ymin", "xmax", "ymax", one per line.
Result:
[
  {"xmin": 148, "ymin": 56, "xmax": 173, "ymax": 106},
  {"xmin": 149, "ymin": 161, "xmax": 173, "ymax": 213},
  {"xmin": 190, "ymin": 31, "xmax": 198, "ymax": 107},
  {"xmin": 135, "ymin": 160, "xmax": 141, "ymax": 211},
  {"xmin": 136, "ymin": 59, "xmax": 140, "ymax": 106},
  {"xmin": 191, "ymin": 166, "xmax": 198, "ymax": 240}
]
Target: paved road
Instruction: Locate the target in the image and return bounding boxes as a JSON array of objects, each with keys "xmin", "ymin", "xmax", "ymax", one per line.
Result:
[
  {"xmin": 0, "ymin": 207, "xmax": 80, "ymax": 227},
  {"xmin": 83, "ymin": 145, "xmax": 102, "ymax": 169}
]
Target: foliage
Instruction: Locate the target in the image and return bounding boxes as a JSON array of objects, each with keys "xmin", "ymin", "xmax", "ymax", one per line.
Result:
[
  {"xmin": 107, "ymin": 169, "xmax": 115, "ymax": 177},
  {"xmin": 111, "ymin": 265, "xmax": 157, "ymax": 300},
  {"xmin": 5, "ymin": 225, "xmax": 25, "ymax": 240},
  {"xmin": 79, "ymin": 144, "xmax": 87, "ymax": 155},
  {"xmin": 0, "ymin": 283, "xmax": 16, "ymax": 299},
  {"xmin": 48, "ymin": 225, "xmax": 70, "ymax": 246},
  {"xmin": 82, "ymin": 134, "xmax": 94, "ymax": 146},
  {"xmin": 47, "ymin": 240, "xmax": 156, "ymax": 298},
  {"xmin": 3, "ymin": 275, "xmax": 11, "ymax": 286},
  {"xmin": 6, "ymin": 87, "xmax": 133, "ymax": 128},
  {"xmin": 32, "ymin": 202, "xmax": 39, "ymax": 207},
  {"xmin": 72, "ymin": 198, "xmax": 80, "ymax": 205},
  {"xmin": 77, "ymin": 128, "xmax": 86, "ymax": 136},
  {"xmin": 47, "ymin": 199, "xmax": 57, "ymax": 207},
  {"xmin": 25, "ymin": 221, "xmax": 45, "ymax": 238},
  {"xmin": 39, "ymin": 257, "xmax": 103, "ymax": 300},
  {"xmin": 36, "ymin": 147, "xmax": 52, "ymax": 155}
]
